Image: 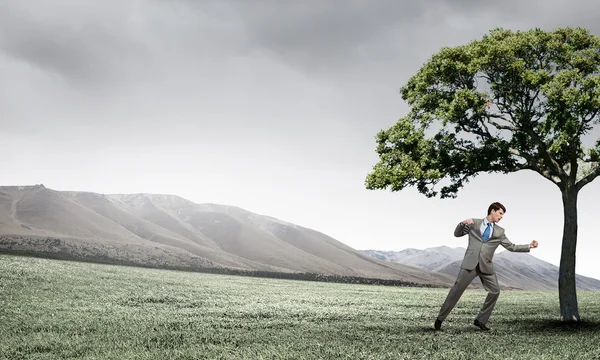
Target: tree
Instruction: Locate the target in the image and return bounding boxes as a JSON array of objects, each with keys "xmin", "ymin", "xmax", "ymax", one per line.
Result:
[{"xmin": 365, "ymin": 27, "xmax": 600, "ymax": 322}]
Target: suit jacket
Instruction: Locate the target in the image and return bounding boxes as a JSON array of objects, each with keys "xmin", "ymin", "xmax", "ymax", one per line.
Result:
[{"xmin": 454, "ymin": 218, "xmax": 530, "ymax": 274}]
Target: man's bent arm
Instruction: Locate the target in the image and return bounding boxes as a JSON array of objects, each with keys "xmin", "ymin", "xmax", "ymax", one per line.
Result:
[{"xmin": 454, "ymin": 223, "xmax": 469, "ymax": 237}]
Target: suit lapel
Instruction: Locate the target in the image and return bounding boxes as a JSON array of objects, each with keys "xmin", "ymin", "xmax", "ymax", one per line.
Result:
[
  {"xmin": 474, "ymin": 219, "xmax": 483, "ymax": 240},
  {"xmin": 490, "ymin": 225, "xmax": 502, "ymax": 241}
]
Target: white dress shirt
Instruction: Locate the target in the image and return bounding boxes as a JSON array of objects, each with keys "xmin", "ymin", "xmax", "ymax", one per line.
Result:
[{"xmin": 481, "ymin": 217, "xmax": 494, "ymax": 239}]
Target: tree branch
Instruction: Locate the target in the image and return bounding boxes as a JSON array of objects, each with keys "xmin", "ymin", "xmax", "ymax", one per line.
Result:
[
  {"xmin": 457, "ymin": 72, "xmax": 469, "ymax": 89},
  {"xmin": 583, "ymin": 108, "xmax": 599, "ymax": 124},
  {"xmin": 493, "ymin": 91, "xmax": 567, "ymax": 182},
  {"xmin": 526, "ymin": 89, "xmax": 541, "ymax": 116},
  {"xmin": 458, "ymin": 120, "xmax": 493, "ymax": 140},
  {"xmin": 518, "ymin": 119, "xmax": 567, "ymax": 181},
  {"xmin": 509, "ymin": 148, "xmax": 562, "ymax": 186},
  {"xmin": 487, "ymin": 114, "xmax": 518, "ymax": 131},
  {"xmin": 576, "ymin": 104, "xmax": 598, "ymax": 137},
  {"xmin": 576, "ymin": 163, "xmax": 600, "ymax": 191},
  {"xmin": 483, "ymin": 71, "xmax": 568, "ymax": 182},
  {"xmin": 569, "ymin": 157, "xmax": 578, "ymax": 183}
]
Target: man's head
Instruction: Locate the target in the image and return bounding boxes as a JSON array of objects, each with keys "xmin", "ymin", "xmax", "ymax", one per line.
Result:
[{"xmin": 487, "ymin": 202, "xmax": 506, "ymax": 223}]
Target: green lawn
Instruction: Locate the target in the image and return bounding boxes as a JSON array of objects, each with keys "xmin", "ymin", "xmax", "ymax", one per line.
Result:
[{"xmin": 1, "ymin": 255, "xmax": 599, "ymax": 359}]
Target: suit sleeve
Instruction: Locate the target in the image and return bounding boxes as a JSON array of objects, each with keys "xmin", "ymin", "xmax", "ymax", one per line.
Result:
[
  {"xmin": 500, "ymin": 233, "xmax": 530, "ymax": 252},
  {"xmin": 454, "ymin": 223, "xmax": 469, "ymax": 237}
]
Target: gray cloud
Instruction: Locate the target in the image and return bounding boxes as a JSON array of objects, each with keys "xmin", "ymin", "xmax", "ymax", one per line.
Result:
[
  {"xmin": 221, "ymin": 0, "xmax": 523, "ymax": 72},
  {"xmin": 2, "ymin": 0, "xmax": 599, "ymax": 158},
  {"xmin": 0, "ymin": 1, "xmax": 253, "ymax": 87},
  {"xmin": 0, "ymin": 1, "xmax": 148, "ymax": 84},
  {"xmin": 2, "ymin": 0, "xmax": 598, "ymax": 86},
  {"xmin": 229, "ymin": 1, "xmax": 428, "ymax": 66},
  {"xmin": 229, "ymin": 0, "xmax": 600, "ymax": 76}
]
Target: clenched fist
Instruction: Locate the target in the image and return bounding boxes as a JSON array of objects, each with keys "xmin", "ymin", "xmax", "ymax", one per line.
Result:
[{"xmin": 530, "ymin": 240, "xmax": 539, "ymax": 249}]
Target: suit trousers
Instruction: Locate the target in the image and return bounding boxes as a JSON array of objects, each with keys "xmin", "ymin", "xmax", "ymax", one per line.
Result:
[{"xmin": 437, "ymin": 264, "xmax": 500, "ymax": 324}]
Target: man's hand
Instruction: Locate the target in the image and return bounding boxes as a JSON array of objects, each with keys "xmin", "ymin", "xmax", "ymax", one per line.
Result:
[
  {"xmin": 529, "ymin": 240, "xmax": 539, "ymax": 249},
  {"xmin": 461, "ymin": 218, "xmax": 474, "ymax": 225}
]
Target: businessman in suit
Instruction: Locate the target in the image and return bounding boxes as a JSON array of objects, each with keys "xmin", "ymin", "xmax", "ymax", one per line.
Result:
[{"xmin": 434, "ymin": 202, "xmax": 538, "ymax": 331}]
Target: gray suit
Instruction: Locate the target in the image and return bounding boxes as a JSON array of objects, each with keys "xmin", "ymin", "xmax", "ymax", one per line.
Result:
[{"xmin": 437, "ymin": 218, "xmax": 530, "ymax": 324}]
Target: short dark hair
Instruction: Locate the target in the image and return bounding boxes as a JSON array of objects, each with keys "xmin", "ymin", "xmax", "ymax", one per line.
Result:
[{"xmin": 488, "ymin": 202, "xmax": 506, "ymax": 215}]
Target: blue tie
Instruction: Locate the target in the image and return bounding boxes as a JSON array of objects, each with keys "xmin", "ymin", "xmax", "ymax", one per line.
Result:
[{"xmin": 482, "ymin": 223, "xmax": 492, "ymax": 241}]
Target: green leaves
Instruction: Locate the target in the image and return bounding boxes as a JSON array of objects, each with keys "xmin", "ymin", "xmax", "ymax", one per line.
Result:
[
  {"xmin": 365, "ymin": 115, "xmax": 518, "ymax": 198},
  {"xmin": 366, "ymin": 117, "xmax": 441, "ymax": 196},
  {"xmin": 367, "ymin": 27, "xmax": 600, "ymax": 197}
]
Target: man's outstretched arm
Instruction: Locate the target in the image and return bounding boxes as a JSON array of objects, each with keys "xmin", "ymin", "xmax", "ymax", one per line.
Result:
[{"xmin": 500, "ymin": 235, "xmax": 538, "ymax": 252}]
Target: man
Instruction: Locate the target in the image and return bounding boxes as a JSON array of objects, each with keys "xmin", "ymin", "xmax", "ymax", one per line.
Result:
[{"xmin": 434, "ymin": 202, "xmax": 538, "ymax": 331}]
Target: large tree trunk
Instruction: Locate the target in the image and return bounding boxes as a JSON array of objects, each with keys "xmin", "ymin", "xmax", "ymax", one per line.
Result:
[{"xmin": 559, "ymin": 185, "xmax": 580, "ymax": 322}]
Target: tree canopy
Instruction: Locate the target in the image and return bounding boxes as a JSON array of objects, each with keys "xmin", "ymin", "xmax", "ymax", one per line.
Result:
[{"xmin": 366, "ymin": 27, "xmax": 600, "ymax": 198}]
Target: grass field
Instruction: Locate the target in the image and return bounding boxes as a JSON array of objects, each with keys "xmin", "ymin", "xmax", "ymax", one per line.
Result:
[{"xmin": 1, "ymin": 254, "xmax": 599, "ymax": 359}]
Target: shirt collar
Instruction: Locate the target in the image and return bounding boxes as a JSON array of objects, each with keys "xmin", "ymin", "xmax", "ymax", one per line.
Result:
[{"xmin": 483, "ymin": 217, "xmax": 494, "ymax": 227}]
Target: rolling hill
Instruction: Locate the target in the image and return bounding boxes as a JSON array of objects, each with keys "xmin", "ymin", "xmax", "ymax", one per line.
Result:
[{"xmin": 0, "ymin": 184, "xmax": 456, "ymax": 287}]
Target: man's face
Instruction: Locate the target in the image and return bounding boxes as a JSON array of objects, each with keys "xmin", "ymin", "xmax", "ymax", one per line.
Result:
[{"xmin": 490, "ymin": 209, "xmax": 504, "ymax": 223}]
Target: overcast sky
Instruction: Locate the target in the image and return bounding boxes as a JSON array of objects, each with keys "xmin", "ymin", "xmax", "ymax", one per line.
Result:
[{"xmin": 1, "ymin": 0, "xmax": 600, "ymax": 279}]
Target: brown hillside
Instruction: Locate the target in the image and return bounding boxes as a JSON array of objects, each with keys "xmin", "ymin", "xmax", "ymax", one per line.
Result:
[{"xmin": 0, "ymin": 185, "xmax": 456, "ymax": 286}]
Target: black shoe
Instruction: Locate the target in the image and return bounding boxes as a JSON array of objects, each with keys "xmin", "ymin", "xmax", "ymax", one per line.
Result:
[
  {"xmin": 434, "ymin": 318, "xmax": 443, "ymax": 330},
  {"xmin": 474, "ymin": 319, "xmax": 490, "ymax": 331}
]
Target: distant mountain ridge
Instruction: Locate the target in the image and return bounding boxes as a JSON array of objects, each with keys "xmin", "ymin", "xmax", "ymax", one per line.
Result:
[
  {"xmin": 360, "ymin": 246, "xmax": 600, "ymax": 290},
  {"xmin": 0, "ymin": 185, "xmax": 456, "ymax": 287}
]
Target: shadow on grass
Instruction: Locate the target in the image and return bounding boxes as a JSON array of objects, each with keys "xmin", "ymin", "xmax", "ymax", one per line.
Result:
[
  {"xmin": 417, "ymin": 325, "xmax": 493, "ymax": 334},
  {"xmin": 414, "ymin": 319, "xmax": 600, "ymax": 334},
  {"xmin": 409, "ymin": 317, "xmax": 600, "ymax": 334},
  {"xmin": 502, "ymin": 318, "xmax": 600, "ymax": 333}
]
